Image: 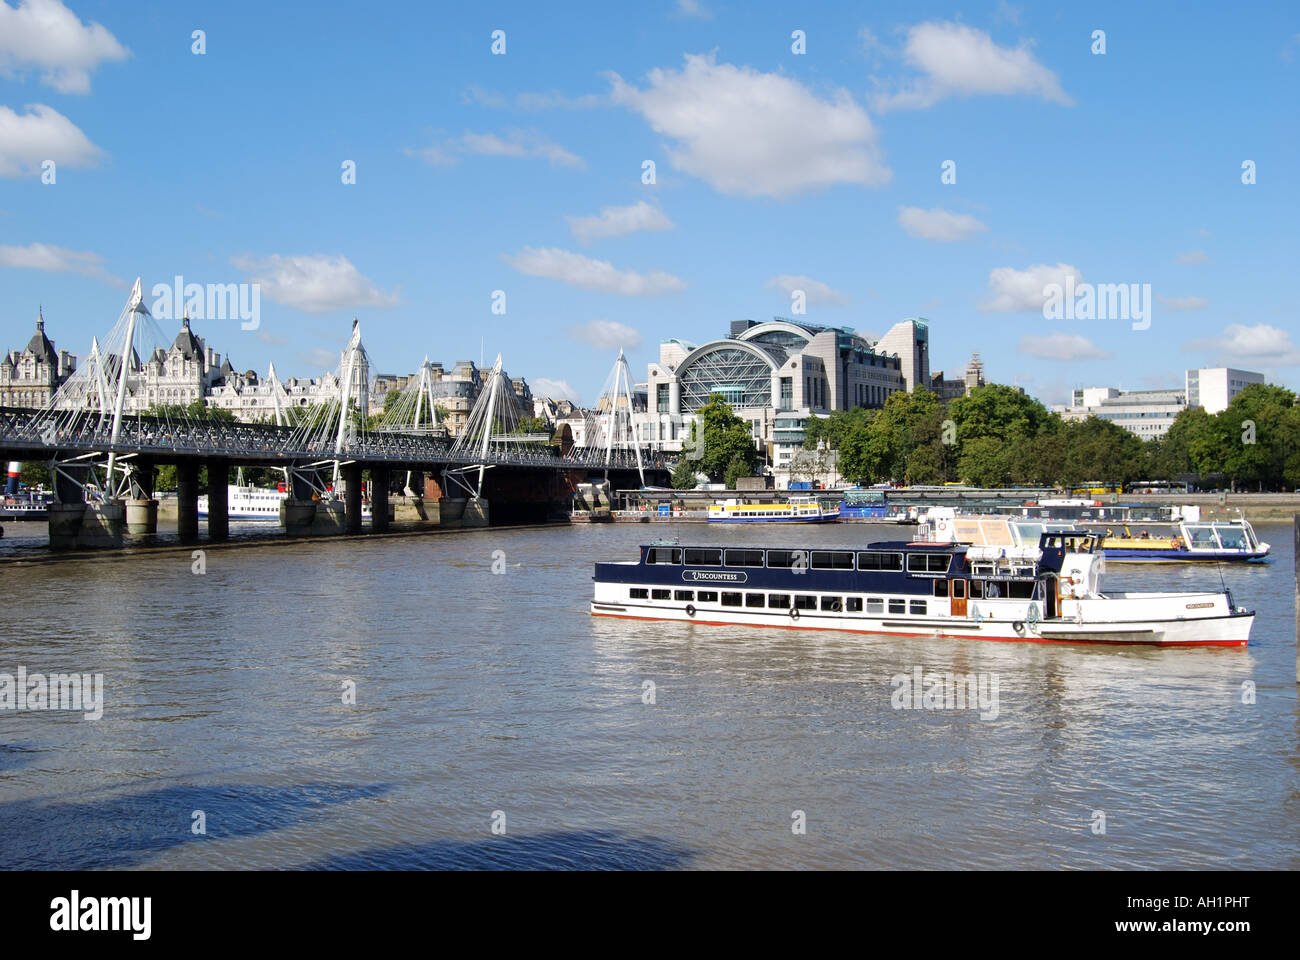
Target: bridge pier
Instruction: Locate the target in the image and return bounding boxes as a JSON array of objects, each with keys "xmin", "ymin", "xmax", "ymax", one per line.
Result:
[
  {"xmin": 371, "ymin": 468, "xmax": 390, "ymax": 532},
  {"xmin": 344, "ymin": 462, "xmax": 363, "ymax": 534},
  {"xmin": 126, "ymin": 460, "xmax": 158, "ymax": 535},
  {"xmin": 48, "ymin": 461, "xmax": 87, "ymax": 549},
  {"xmin": 280, "ymin": 470, "xmax": 318, "ymax": 536},
  {"xmin": 177, "ymin": 461, "xmax": 200, "ymax": 544},
  {"xmin": 206, "ymin": 458, "xmax": 230, "ymax": 542}
]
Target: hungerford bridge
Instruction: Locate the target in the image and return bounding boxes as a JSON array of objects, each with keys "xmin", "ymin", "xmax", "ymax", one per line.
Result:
[{"xmin": 1, "ymin": 281, "xmax": 666, "ymax": 548}]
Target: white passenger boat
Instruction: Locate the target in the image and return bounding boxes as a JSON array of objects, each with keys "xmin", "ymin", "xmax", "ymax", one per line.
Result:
[
  {"xmin": 198, "ymin": 484, "xmax": 288, "ymax": 521},
  {"xmin": 590, "ymin": 529, "xmax": 1254, "ymax": 647},
  {"xmin": 707, "ymin": 495, "xmax": 839, "ymax": 523}
]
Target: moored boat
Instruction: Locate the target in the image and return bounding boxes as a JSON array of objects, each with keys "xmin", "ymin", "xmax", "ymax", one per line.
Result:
[
  {"xmin": 589, "ymin": 531, "xmax": 1254, "ymax": 646},
  {"xmin": 707, "ymin": 495, "xmax": 839, "ymax": 523}
]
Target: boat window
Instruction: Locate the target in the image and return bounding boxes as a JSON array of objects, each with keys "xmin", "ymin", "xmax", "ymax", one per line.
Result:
[
  {"xmin": 651, "ymin": 589, "xmax": 671, "ymax": 600},
  {"xmin": 857, "ymin": 551, "xmax": 903, "ymax": 571},
  {"xmin": 745, "ymin": 593, "xmax": 766, "ymax": 608},
  {"xmin": 1187, "ymin": 525, "xmax": 1220, "ymax": 547},
  {"xmin": 820, "ymin": 596, "xmax": 842, "ymax": 612},
  {"xmin": 767, "ymin": 550, "xmax": 809, "ymax": 569},
  {"xmin": 1215, "ymin": 527, "xmax": 1247, "ymax": 549},
  {"xmin": 724, "ymin": 548, "xmax": 766, "ymax": 567},
  {"xmin": 683, "ymin": 548, "xmax": 723, "ymax": 566},
  {"xmin": 933, "ymin": 580, "xmax": 949, "ymax": 598},
  {"xmin": 811, "ymin": 551, "xmax": 854, "ymax": 570},
  {"xmin": 629, "ymin": 588, "xmax": 648, "ymax": 599},
  {"xmin": 697, "ymin": 591, "xmax": 718, "ymax": 603},
  {"xmin": 909, "ymin": 600, "xmax": 927, "ymax": 616},
  {"xmin": 970, "ymin": 580, "xmax": 983, "ymax": 599},
  {"xmin": 674, "ymin": 590, "xmax": 694, "ymax": 601},
  {"xmin": 646, "ymin": 547, "xmax": 682, "ymax": 565},
  {"xmin": 768, "ymin": 594, "xmax": 791, "ymax": 609},
  {"xmin": 867, "ymin": 598, "xmax": 884, "ymax": 614},
  {"xmin": 888, "ymin": 599, "xmax": 906, "ymax": 614},
  {"xmin": 794, "ymin": 595, "xmax": 817, "ymax": 610},
  {"xmin": 846, "ymin": 597, "xmax": 863, "ymax": 612},
  {"xmin": 907, "ymin": 553, "xmax": 950, "ymax": 573},
  {"xmin": 721, "ymin": 592, "xmax": 743, "ymax": 607}
]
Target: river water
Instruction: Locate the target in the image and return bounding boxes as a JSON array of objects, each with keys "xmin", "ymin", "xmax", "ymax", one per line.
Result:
[{"xmin": 1, "ymin": 519, "xmax": 1297, "ymax": 869}]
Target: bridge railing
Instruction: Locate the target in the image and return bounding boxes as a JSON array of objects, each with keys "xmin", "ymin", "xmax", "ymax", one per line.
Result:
[{"xmin": 0, "ymin": 407, "xmax": 665, "ymax": 472}]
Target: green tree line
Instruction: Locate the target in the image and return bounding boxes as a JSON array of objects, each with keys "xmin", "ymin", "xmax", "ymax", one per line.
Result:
[{"xmin": 800, "ymin": 382, "xmax": 1300, "ymax": 490}]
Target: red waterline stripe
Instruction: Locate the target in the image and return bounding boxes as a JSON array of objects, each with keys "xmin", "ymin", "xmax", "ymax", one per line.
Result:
[{"xmin": 589, "ymin": 612, "xmax": 1247, "ymax": 647}]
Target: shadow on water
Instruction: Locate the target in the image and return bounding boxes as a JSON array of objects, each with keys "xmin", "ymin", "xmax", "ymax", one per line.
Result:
[
  {"xmin": 306, "ymin": 830, "xmax": 696, "ymax": 870},
  {"xmin": 0, "ymin": 742, "xmax": 40, "ymax": 774},
  {"xmin": 0, "ymin": 781, "xmax": 392, "ymax": 869}
]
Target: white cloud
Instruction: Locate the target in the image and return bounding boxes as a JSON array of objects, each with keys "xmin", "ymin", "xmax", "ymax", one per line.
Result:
[
  {"xmin": 871, "ymin": 21, "xmax": 1071, "ymax": 111},
  {"xmin": 504, "ymin": 247, "xmax": 686, "ymax": 297},
  {"xmin": 979, "ymin": 262, "xmax": 1082, "ymax": 312},
  {"xmin": 897, "ymin": 205, "xmax": 988, "ymax": 242},
  {"xmin": 232, "ymin": 254, "xmax": 400, "ymax": 314},
  {"xmin": 1184, "ymin": 323, "xmax": 1300, "ymax": 367},
  {"xmin": 406, "ymin": 130, "xmax": 584, "ymax": 169},
  {"xmin": 567, "ymin": 200, "xmax": 674, "ymax": 244},
  {"xmin": 674, "ymin": 0, "xmax": 712, "ymax": 19},
  {"xmin": 1176, "ymin": 248, "xmax": 1209, "ymax": 264},
  {"xmin": 0, "ymin": 241, "xmax": 121, "ymax": 286},
  {"xmin": 1156, "ymin": 294, "xmax": 1207, "ymax": 311},
  {"xmin": 568, "ymin": 319, "xmax": 643, "ymax": 350},
  {"xmin": 530, "ymin": 377, "xmax": 582, "ymax": 404},
  {"xmin": 609, "ymin": 53, "xmax": 891, "ymax": 197},
  {"xmin": 765, "ymin": 274, "xmax": 850, "ymax": 306},
  {"xmin": 1018, "ymin": 332, "xmax": 1111, "ymax": 361},
  {"xmin": 0, "ymin": 103, "xmax": 102, "ymax": 177},
  {"xmin": 0, "ymin": 0, "xmax": 129, "ymax": 94}
]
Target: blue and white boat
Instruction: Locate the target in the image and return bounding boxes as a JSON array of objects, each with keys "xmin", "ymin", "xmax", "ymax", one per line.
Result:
[
  {"xmin": 707, "ymin": 495, "xmax": 839, "ymax": 523},
  {"xmin": 590, "ymin": 531, "xmax": 1254, "ymax": 647}
]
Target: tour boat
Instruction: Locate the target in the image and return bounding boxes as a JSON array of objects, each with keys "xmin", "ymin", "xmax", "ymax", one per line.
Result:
[
  {"xmin": 919, "ymin": 508, "xmax": 1269, "ymax": 564},
  {"xmin": 198, "ymin": 484, "xmax": 289, "ymax": 521},
  {"xmin": 589, "ymin": 532, "xmax": 1254, "ymax": 646},
  {"xmin": 1098, "ymin": 519, "xmax": 1270, "ymax": 563},
  {"xmin": 707, "ymin": 495, "xmax": 839, "ymax": 523}
]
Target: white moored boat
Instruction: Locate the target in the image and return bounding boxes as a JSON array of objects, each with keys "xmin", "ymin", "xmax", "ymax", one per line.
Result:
[
  {"xmin": 707, "ymin": 495, "xmax": 839, "ymax": 523},
  {"xmin": 590, "ymin": 525, "xmax": 1254, "ymax": 647}
]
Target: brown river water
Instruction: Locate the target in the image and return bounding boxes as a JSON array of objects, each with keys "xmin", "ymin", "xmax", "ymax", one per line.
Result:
[{"xmin": 1, "ymin": 519, "xmax": 1297, "ymax": 868}]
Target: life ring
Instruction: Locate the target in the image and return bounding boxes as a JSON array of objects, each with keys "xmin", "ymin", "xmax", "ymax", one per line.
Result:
[
  {"xmin": 1012, "ymin": 620, "xmax": 1025, "ymax": 634},
  {"xmin": 685, "ymin": 603, "xmax": 696, "ymax": 618},
  {"xmin": 790, "ymin": 607, "xmax": 800, "ymax": 621}
]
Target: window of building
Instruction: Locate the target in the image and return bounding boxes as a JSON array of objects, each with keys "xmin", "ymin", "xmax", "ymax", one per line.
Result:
[
  {"xmin": 656, "ymin": 382, "xmax": 670, "ymax": 412},
  {"xmin": 779, "ymin": 377, "xmax": 793, "ymax": 411}
]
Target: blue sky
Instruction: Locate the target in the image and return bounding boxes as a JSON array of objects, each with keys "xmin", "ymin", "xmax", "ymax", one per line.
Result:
[{"xmin": 1, "ymin": 0, "xmax": 1297, "ymax": 406}]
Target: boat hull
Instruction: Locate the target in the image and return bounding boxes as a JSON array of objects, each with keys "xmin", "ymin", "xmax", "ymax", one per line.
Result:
[
  {"xmin": 706, "ymin": 513, "xmax": 840, "ymax": 524},
  {"xmin": 589, "ymin": 601, "xmax": 1252, "ymax": 647},
  {"xmin": 1102, "ymin": 548, "xmax": 1269, "ymax": 563}
]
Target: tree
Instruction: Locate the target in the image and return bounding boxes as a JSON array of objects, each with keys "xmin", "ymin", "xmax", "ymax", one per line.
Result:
[
  {"xmin": 693, "ymin": 395, "xmax": 759, "ymax": 482},
  {"xmin": 723, "ymin": 453, "xmax": 751, "ymax": 489},
  {"xmin": 671, "ymin": 456, "xmax": 698, "ymax": 490}
]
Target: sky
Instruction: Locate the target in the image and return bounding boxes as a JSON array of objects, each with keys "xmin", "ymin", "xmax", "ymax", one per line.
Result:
[{"xmin": 1, "ymin": 0, "xmax": 1297, "ymax": 408}]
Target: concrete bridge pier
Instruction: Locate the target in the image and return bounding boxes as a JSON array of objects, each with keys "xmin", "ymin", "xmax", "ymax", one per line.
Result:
[
  {"xmin": 48, "ymin": 460, "xmax": 87, "ymax": 549},
  {"xmin": 280, "ymin": 469, "xmax": 318, "ymax": 536},
  {"xmin": 206, "ymin": 458, "xmax": 230, "ymax": 542},
  {"xmin": 371, "ymin": 467, "xmax": 390, "ymax": 533},
  {"xmin": 126, "ymin": 459, "xmax": 158, "ymax": 535},
  {"xmin": 177, "ymin": 461, "xmax": 200, "ymax": 544},
  {"xmin": 344, "ymin": 462, "xmax": 363, "ymax": 534}
]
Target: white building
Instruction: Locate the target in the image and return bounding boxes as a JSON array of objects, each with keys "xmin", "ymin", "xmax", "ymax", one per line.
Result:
[
  {"xmin": 1185, "ymin": 367, "xmax": 1264, "ymax": 414},
  {"xmin": 639, "ymin": 318, "xmax": 922, "ymax": 472},
  {"xmin": 1057, "ymin": 387, "xmax": 1188, "ymax": 439},
  {"xmin": 1, "ymin": 310, "xmax": 76, "ymax": 408}
]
